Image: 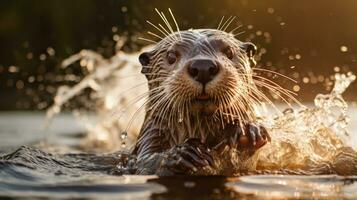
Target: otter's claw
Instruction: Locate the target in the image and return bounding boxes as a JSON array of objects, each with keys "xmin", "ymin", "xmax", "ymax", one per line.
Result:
[
  {"xmin": 245, "ymin": 123, "xmax": 271, "ymax": 150},
  {"xmin": 225, "ymin": 123, "xmax": 271, "ymax": 151},
  {"xmin": 159, "ymin": 138, "xmax": 214, "ymax": 175}
]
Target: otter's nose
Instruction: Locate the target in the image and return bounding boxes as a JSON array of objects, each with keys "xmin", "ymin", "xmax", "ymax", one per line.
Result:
[{"xmin": 187, "ymin": 59, "xmax": 219, "ymax": 85}]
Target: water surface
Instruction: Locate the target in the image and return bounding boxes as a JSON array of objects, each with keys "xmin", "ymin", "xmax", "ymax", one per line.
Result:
[{"xmin": 0, "ymin": 111, "xmax": 356, "ymax": 199}]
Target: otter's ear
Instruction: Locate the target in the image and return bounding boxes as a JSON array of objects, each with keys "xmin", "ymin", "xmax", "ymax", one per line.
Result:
[
  {"xmin": 241, "ymin": 42, "xmax": 257, "ymax": 57},
  {"xmin": 139, "ymin": 52, "xmax": 151, "ymax": 66},
  {"xmin": 241, "ymin": 42, "xmax": 257, "ymax": 67},
  {"xmin": 139, "ymin": 52, "xmax": 151, "ymax": 74}
]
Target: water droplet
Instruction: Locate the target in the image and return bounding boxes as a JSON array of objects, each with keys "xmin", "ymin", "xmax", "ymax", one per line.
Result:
[
  {"xmin": 112, "ymin": 26, "xmax": 118, "ymax": 32},
  {"xmin": 334, "ymin": 66, "xmax": 340, "ymax": 72},
  {"xmin": 8, "ymin": 65, "xmax": 19, "ymax": 73},
  {"xmin": 120, "ymin": 131, "xmax": 128, "ymax": 140},
  {"xmin": 121, "ymin": 6, "xmax": 128, "ymax": 13},
  {"xmin": 303, "ymin": 77, "xmax": 310, "ymax": 83},
  {"xmin": 39, "ymin": 54, "xmax": 47, "ymax": 61},
  {"xmin": 113, "ymin": 34, "xmax": 120, "ymax": 41},
  {"xmin": 179, "ymin": 113, "xmax": 183, "ymax": 123},
  {"xmin": 267, "ymin": 7, "xmax": 275, "ymax": 14},
  {"xmin": 117, "ymin": 161, "xmax": 124, "ymax": 170},
  {"xmin": 46, "ymin": 47, "xmax": 55, "ymax": 56},
  {"xmin": 293, "ymin": 85, "xmax": 301, "ymax": 92},
  {"xmin": 340, "ymin": 46, "xmax": 348, "ymax": 52},
  {"xmin": 16, "ymin": 80, "xmax": 24, "ymax": 90},
  {"xmin": 283, "ymin": 108, "xmax": 294, "ymax": 114},
  {"xmin": 80, "ymin": 59, "xmax": 87, "ymax": 67}
]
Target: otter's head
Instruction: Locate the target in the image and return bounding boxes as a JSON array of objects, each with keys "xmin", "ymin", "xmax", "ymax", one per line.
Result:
[{"xmin": 139, "ymin": 29, "xmax": 259, "ymax": 125}]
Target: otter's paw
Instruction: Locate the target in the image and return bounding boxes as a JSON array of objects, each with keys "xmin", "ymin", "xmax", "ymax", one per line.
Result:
[
  {"xmin": 243, "ymin": 123, "xmax": 271, "ymax": 150},
  {"xmin": 159, "ymin": 138, "xmax": 214, "ymax": 175},
  {"xmin": 226, "ymin": 123, "xmax": 271, "ymax": 151}
]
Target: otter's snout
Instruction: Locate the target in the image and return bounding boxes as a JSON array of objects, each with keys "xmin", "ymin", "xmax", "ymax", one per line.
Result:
[{"xmin": 187, "ymin": 59, "xmax": 219, "ymax": 85}]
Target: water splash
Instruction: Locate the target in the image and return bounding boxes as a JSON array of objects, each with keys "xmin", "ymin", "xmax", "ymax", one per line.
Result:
[
  {"xmin": 256, "ymin": 72, "xmax": 357, "ymax": 174},
  {"xmin": 46, "ymin": 39, "xmax": 152, "ymax": 152}
]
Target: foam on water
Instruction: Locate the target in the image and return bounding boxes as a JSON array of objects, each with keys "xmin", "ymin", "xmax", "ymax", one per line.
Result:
[{"xmin": 46, "ymin": 40, "xmax": 357, "ymax": 175}]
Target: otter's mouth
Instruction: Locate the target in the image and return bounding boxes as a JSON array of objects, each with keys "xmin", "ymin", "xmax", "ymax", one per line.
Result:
[
  {"xmin": 196, "ymin": 94, "xmax": 210, "ymax": 101},
  {"xmin": 191, "ymin": 93, "xmax": 218, "ymax": 115}
]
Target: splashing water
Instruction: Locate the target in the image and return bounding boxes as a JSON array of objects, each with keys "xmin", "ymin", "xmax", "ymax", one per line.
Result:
[
  {"xmin": 46, "ymin": 39, "xmax": 150, "ymax": 152},
  {"xmin": 256, "ymin": 73, "xmax": 357, "ymax": 174},
  {"xmin": 46, "ymin": 39, "xmax": 357, "ymax": 174}
]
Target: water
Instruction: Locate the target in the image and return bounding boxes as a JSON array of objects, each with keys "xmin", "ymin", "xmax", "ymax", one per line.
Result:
[
  {"xmin": 1, "ymin": 40, "xmax": 357, "ymax": 199},
  {"xmin": 1, "ymin": 144, "xmax": 357, "ymax": 200},
  {"xmin": 1, "ymin": 80, "xmax": 357, "ymax": 199}
]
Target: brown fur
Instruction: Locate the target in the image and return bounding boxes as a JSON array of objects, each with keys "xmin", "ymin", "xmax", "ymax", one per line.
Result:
[{"xmin": 133, "ymin": 29, "xmax": 270, "ymax": 175}]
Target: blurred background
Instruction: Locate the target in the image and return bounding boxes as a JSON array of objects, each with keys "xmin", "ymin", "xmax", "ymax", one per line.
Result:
[{"xmin": 0, "ymin": 0, "xmax": 356, "ymax": 110}]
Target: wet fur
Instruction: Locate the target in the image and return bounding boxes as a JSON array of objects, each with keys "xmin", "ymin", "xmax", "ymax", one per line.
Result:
[{"xmin": 133, "ymin": 29, "xmax": 270, "ymax": 175}]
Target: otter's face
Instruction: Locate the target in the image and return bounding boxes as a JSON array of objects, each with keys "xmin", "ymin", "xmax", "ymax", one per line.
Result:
[{"xmin": 139, "ymin": 29, "xmax": 257, "ymax": 122}]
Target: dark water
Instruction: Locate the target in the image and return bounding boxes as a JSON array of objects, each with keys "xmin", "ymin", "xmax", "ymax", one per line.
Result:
[
  {"xmin": 1, "ymin": 113, "xmax": 357, "ymax": 199},
  {"xmin": 2, "ymin": 146, "xmax": 357, "ymax": 200}
]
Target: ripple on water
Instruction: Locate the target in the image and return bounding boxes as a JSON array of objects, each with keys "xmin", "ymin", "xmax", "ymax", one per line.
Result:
[
  {"xmin": 0, "ymin": 146, "xmax": 165, "ymax": 199},
  {"xmin": 227, "ymin": 175, "xmax": 357, "ymax": 199}
]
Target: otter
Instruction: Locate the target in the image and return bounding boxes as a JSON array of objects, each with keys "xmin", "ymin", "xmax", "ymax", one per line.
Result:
[{"xmin": 132, "ymin": 29, "xmax": 271, "ymax": 176}]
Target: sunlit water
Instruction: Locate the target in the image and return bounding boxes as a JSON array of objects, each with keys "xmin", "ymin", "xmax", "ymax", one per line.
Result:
[{"xmin": 1, "ymin": 42, "xmax": 357, "ymax": 199}]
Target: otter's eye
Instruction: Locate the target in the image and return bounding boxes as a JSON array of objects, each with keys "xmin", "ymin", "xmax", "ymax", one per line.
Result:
[
  {"xmin": 167, "ymin": 51, "xmax": 178, "ymax": 65},
  {"xmin": 223, "ymin": 47, "xmax": 234, "ymax": 60}
]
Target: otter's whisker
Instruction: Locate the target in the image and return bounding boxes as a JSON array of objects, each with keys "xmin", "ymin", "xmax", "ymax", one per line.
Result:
[
  {"xmin": 251, "ymin": 74, "xmax": 303, "ymax": 107},
  {"xmin": 255, "ymin": 81, "xmax": 294, "ymax": 108},
  {"xmin": 254, "ymin": 80, "xmax": 300, "ymax": 108},
  {"xmin": 220, "ymin": 16, "xmax": 233, "ymax": 31},
  {"xmin": 146, "ymin": 20, "xmax": 176, "ymax": 44},
  {"xmin": 227, "ymin": 89, "xmax": 250, "ymax": 122},
  {"xmin": 253, "ymin": 68, "xmax": 298, "ymax": 83},
  {"xmin": 223, "ymin": 16, "xmax": 236, "ymax": 32},
  {"xmin": 115, "ymin": 73, "xmax": 165, "ymax": 80},
  {"xmin": 147, "ymin": 93, "xmax": 169, "ymax": 117},
  {"xmin": 160, "ymin": 12, "xmax": 176, "ymax": 38},
  {"xmin": 158, "ymin": 23, "xmax": 172, "ymax": 38},
  {"xmin": 221, "ymin": 92, "xmax": 235, "ymax": 124},
  {"xmin": 225, "ymin": 82, "xmax": 253, "ymax": 122},
  {"xmin": 242, "ymin": 82, "xmax": 282, "ymax": 114},
  {"xmin": 234, "ymin": 71, "xmax": 300, "ymax": 110},
  {"xmin": 146, "ymin": 20, "xmax": 168, "ymax": 37},
  {"xmin": 234, "ymin": 31, "xmax": 246, "ymax": 37},
  {"xmin": 148, "ymin": 31, "xmax": 164, "ymax": 40},
  {"xmin": 168, "ymin": 8, "xmax": 183, "ymax": 40},
  {"xmin": 124, "ymin": 97, "xmax": 150, "ymax": 134},
  {"xmin": 112, "ymin": 77, "xmax": 168, "ymax": 104},
  {"xmin": 155, "ymin": 8, "xmax": 179, "ymax": 42},
  {"xmin": 229, "ymin": 24, "xmax": 243, "ymax": 35},
  {"xmin": 161, "ymin": 93, "xmax": 176, "ymax": 129},
  {"xmin": 112, "ymin": 86, "xmax": 167, "ymax": 118},
  {"xmin": 138, "ymin": 37, "xmax": 157, "ymax": 44},
  {"xmin": 123, "ymin": 86, "xmax": 175, "ymax": 135},
  {"xmin": 255, "ymin": 81, "xmax": 301, "ymax": 107},
  {"xmin": 252, "ymin": 75, "xmax": 297, "ymax": 95},
  {"xmin": 156, "ymin": 95, "xmax": 174, "ymax": 131},
  {"xmin": 217, "ymin": 16, "xmax": 225, "ymax": 30}
]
